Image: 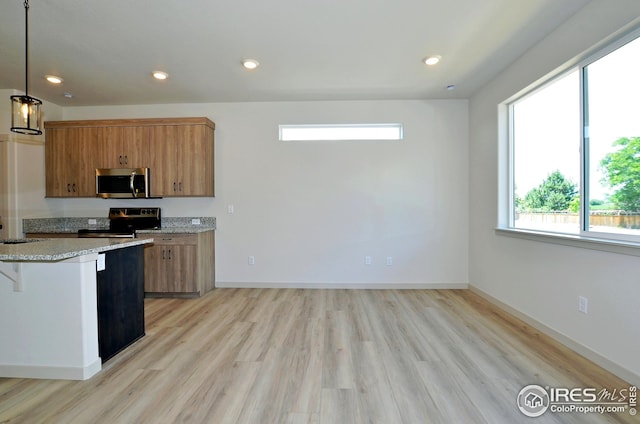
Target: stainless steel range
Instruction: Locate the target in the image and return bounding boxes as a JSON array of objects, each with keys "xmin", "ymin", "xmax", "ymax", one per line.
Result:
[{"xmin": 78, "ymin": 207, "xmax": 161, "ymax": 238}]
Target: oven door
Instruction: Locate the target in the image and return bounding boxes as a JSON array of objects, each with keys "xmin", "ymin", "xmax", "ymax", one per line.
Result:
[{"xmin": 96, "ymin": 168, "xmax": 150, "ymax": 198}]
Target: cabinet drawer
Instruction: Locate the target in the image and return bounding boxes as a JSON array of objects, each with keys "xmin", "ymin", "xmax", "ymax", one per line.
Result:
[{"xmin": 149, "ymin": 234, "xmax": 197, "ymax": 245}]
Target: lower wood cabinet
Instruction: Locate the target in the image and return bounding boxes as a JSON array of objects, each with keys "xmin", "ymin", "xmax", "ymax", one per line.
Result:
[{"xmin": 144, "ymin": 231, "xmax": 214, "ymax": 297}]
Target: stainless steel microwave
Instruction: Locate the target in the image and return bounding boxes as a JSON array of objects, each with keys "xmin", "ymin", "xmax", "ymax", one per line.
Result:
[{"xmin": 96, "ymin": 168, "xmax": 151, "ymax": 198}]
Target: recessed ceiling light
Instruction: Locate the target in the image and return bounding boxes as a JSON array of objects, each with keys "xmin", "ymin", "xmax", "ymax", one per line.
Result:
[
  {"xmin": 152, "ymin": 71, "xmax": 168, "ymax": 80},
  {"xmin": 45, "ymin": 75, "xmax": 63, "ymax": 84},
  {"xmin": 423, "ymin": 55, "xmax": 441, "ymax": 66},
  {"xmin": 242, "ymin": 59, "xmax": 259, "ymax": 70}
]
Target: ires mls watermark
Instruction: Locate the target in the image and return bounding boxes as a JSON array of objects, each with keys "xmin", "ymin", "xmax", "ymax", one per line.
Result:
[{"xmin": 517, "ymin": 384, "xmax": 637, "ymax": 418}]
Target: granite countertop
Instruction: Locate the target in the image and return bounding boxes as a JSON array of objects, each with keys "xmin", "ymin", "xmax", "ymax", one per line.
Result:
[
  {"xmin": 23, "ymin": 217, "xmax": 216, "ymax": 235},
  {"xmin": 0, "ymin": 237, "xmax": 154, "ymax": 262}
]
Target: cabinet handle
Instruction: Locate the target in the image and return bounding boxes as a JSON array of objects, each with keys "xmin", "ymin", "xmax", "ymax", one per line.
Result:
[
  {"xmin": 178, "ymin": 182, "xmax": 182, "ymax": 192},
  {"xmin": 162, "ymin": 249, "xmax": 166, "ymax": 260},
  {"xmin": 67, "ymin": 183, "xmax": 71, "ymax": 192},
  {"xmin": 173, "ymin": 182, "xmax": 177, "ymax": 192},
  {"xmin": 119, "ymin": 155, "xmax": 123, "ymax": 165},
  {"xmin": 72, "ymin": 183, "xmax": 76, "ymax": 193},
  {"xmin": 124, "ymin": 155, "xmax": 128, "ymax": 165},
  {"xmin": 167, "ymin": 249, "xmax": 172, "ymax": 260}
]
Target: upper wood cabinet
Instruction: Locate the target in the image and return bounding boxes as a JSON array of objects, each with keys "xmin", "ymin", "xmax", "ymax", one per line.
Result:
[
  {"xmin": 45, "ymin": 127, "xmax": 99, "ymax": 197},
  {"xmin": 148, "ymin": 123, "xmax": 215, "ymax": 197},
  {"xmin": 44, "ymin": 117, "xmax": 215, "ymax": 198}
]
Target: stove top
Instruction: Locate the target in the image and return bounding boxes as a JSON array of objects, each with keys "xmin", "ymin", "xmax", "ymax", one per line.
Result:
[
  {"xmin": 108, "ymin": 207, "xmax": 161, "ymax": 232},
  {"xmin": 77, "ymin": 208, "xmax": 161, "ymax": 238}
]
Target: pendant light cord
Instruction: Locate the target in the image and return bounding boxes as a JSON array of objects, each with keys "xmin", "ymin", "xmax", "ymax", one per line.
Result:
[{"xmin": 24, "ymin": 0, "xmax": 30, "ymax": 96}]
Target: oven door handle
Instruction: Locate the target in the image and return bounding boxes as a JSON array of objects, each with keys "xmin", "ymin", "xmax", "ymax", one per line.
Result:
[{"xmin": 130, "ymin": 171, "xmax": 136, "ymax": 197}]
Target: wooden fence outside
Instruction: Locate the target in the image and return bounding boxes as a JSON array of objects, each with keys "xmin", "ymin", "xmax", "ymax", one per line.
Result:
[{"xmin": 517, "ymin": 212, "xmax": 640, "ymax": 229}]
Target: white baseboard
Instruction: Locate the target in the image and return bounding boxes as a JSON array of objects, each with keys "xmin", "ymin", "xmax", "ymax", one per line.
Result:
[
  {"xmin": 215, "ymin": 281, "xmax": 469, "ymax": 290},
  {"xmin": 0, "ymin": 358, "xmax": 102, "ymax": 380},
  {"xmin": 469, "ymin": 285, "xmax": 640, "ymax": 387}
]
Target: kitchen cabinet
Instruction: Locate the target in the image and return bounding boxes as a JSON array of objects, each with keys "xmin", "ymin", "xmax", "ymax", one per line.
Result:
[
  {"xmin": 144, "ymin": 231, "xmax": 214, "ymax": 297},
  {"xmin": 148, "ymin": 122, "xmax": 215, "ymax": 197},
  {"xmin": 45, "ymin": 127, "xmax": 98, "ymax": 197},
  {"xmin": 96, "ymin": 126, "xmax": 149, "ymax": 169},
  {"xmin": 44, "ymin": 117, "xmax": 215, "ymax": 198}
]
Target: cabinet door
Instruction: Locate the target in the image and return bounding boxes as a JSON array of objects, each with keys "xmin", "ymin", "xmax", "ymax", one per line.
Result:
[
  {"xmin": 45, "ymin": 127, "xmax": 98, "ymax": 197},
  {"xmin": 144, "ymin": 244, "xmax": 168, "ymax": 292},
  {"xmin": 97, "ymin": 127, "xmax": 149, "ymax": 169},
  {"xmin": 77, "ymin": 128, "xmax": 98, "ymax": 196},
  {"xmin": 45, "ymin": 128, "xmax": 72, "ymax": 196},
  {"xmin": 148, "ymin": 126, "xmax": 179, "ymax": 196},
  {"xmin": 121, "ymin": 126, "xmax": 149, "ymax": 169},
  {"xmin": 97, "ymin": 127, "xmax": 123, "ymax": 168},
  {"xmin": 165, "ymin": 244, "xmax": 197, "ymax": 292}
]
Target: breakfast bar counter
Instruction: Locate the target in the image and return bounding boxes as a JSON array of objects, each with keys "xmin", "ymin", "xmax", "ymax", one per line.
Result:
[{"xmin": 0, "ymin": 237, "xmax": 153, "ymax": 261}]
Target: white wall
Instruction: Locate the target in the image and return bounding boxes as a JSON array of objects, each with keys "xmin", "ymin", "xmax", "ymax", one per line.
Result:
[
  {"xmin": 469, "ymin": 1, "xmax": 640, "ymax": 384},
  {"xmin": 49, "ymin": 99, "xmax": 469, "ymax": 287},
  {"xmin": 0, "ymin": 90, "xmax": 63, "ymax": 237}
]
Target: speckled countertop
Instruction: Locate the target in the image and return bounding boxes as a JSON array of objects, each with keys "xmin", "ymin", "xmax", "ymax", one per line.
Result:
[
  {"xmin": 0, "ymin": 237, "xmax": 153, "ymax": 262},
  {"xmin": 22, "ymin": 217, "xmax": 216, "ymax": 235}
]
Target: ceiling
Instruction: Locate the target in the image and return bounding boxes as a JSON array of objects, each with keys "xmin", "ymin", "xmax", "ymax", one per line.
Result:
[{"xmin": 0, "ymin": 0, "xmax": 591, "ymax": 107}]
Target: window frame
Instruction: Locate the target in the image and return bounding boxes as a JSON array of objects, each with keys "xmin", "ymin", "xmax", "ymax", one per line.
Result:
[{"xmin": 500, "ymin": 26, "xmax": 640, "ymax": 251}]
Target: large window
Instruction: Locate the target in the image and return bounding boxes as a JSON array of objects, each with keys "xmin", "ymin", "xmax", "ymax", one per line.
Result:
[{"xmin": 509, "ymin": 31, "xmax": 640, "ymax": 240}]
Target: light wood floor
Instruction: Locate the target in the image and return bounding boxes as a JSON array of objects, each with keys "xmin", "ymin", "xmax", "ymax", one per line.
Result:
[{"xmin": 0, "ymin": 289, "xmax": 635, "ymax": 423}]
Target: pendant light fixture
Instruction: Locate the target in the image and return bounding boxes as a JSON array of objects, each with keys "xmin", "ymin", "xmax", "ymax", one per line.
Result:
[{"xmin": 10, "ymin": 0, "xmax": 42, "ymax": 135}]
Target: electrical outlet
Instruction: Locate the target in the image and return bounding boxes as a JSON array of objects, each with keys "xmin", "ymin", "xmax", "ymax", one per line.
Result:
[
  {"xmin": 88, "ymin": 218, "xmax": 97, "ymax": 225},
  {"xmin": 578, "ymin": 296, "xmax": 588, "ymax": 314},
  {"xmin": 248, "ymin": 256, "xmax": 255, "ymax": 265},
  {"xmin": 386, "ymin": 256, "xmax": 393, "ymax": 266},
  {"xmin": 365, "ymin": 256, "xmax": 372, "ymax": 265},
  {"xmin": 191, "ymin": 218, "xmax": 201, "ymax": 225},
  {"xmin": 228, "ymin": 204, "xmax": 234, "ymax": 214}
]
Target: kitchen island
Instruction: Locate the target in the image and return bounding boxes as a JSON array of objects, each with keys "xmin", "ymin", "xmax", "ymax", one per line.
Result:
[{"xmin": 0, "ymin": 237, "xmax": 153, "ymax": 380}]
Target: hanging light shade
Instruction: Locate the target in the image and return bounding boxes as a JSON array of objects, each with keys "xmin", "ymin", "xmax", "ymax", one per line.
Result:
[{"xmin": 10, "ymin": 0, "xmax": 42, "ymax": 135}]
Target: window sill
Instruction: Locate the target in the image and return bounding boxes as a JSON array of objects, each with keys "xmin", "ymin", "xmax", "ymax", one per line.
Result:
[{"xmin": 495, "ymin": 227, "xmax": 640, "ymax": 257}]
